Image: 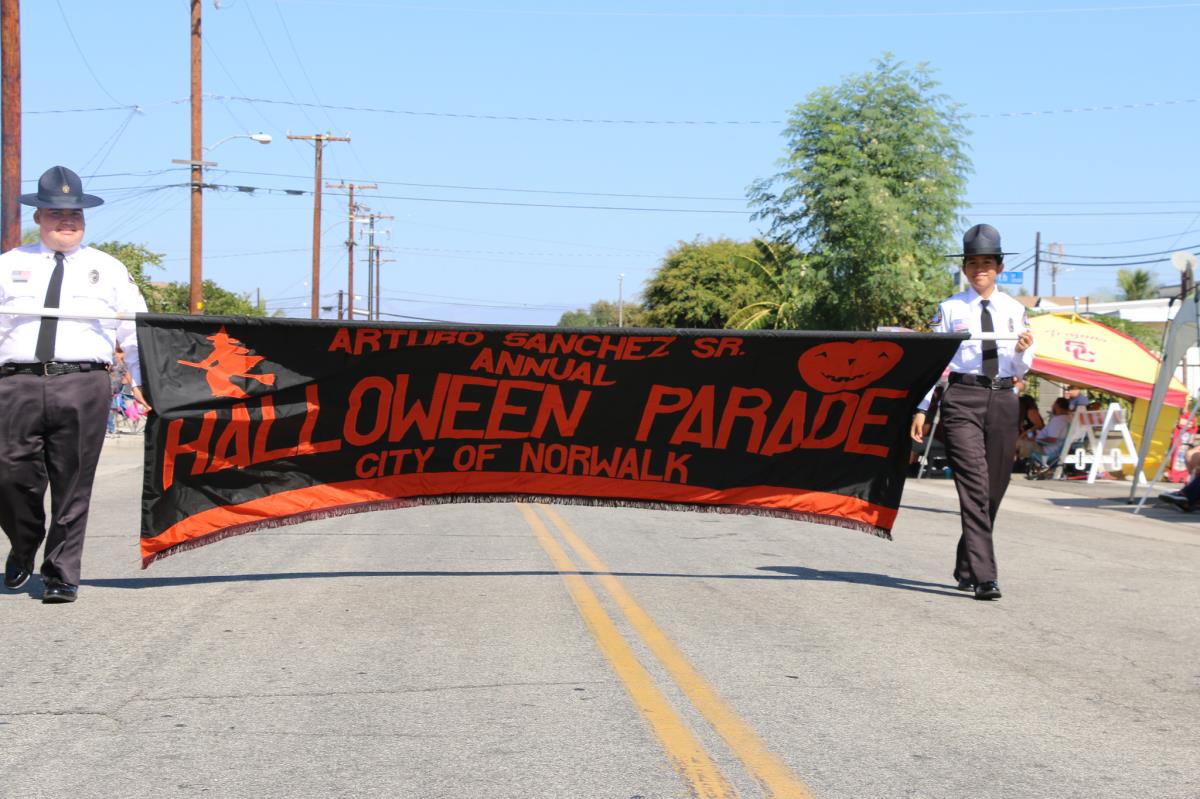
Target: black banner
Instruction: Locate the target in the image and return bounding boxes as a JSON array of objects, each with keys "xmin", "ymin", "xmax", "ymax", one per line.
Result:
[{"xmin": 136, "ymin": 315, "xmax": 962, "ymax": 566}]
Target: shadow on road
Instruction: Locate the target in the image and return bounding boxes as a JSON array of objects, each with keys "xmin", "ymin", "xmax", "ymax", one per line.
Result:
[
  {"xmin": 80, "ymin": 567, "xmax": 967, "ymax": 598},
  {"xmin": 897, "ymin": 504, "xmax": 961, "ymax": 516},
  {"xmin": 756, "ymin": 566, "xmax": 968, "ymax": 598}
]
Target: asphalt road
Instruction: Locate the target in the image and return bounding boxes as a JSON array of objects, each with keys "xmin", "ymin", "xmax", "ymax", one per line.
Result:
[{"xmin": 1, "ymin": 437, "xmax": 1197, "ymax": 799}]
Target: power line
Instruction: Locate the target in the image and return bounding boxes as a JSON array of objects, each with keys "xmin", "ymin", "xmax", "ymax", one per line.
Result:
[
  {"xmin": 23, "ymin": 104, "xmax": 140, "ymax": 115},
  {"xmin": 1058, "ymin": 228, "xmax": 1200, "ymax": 246},
  {"xmin": 1041, "ymin": 253, "xmax": 1199, "ymax": 268},
  {"xmin": 79, "ymin": 108, "xmax": 139, "ymax": 176},
  {"xmin": 208, "ymin": 92, "xmax": 1200, "ymax": 125},
  {"xmin": 378, "ymin": 292, "xmax": 574, "ymax": 311},
  {"xmin": 191, "ymin": 181, "xmax": 749, "ymax": 214},
  {"xmin": 972, "ymin": 199, "xmax": 1200, "ymax": 206},
  {"xmin": 980, "ymin": 210, "xmax": 1200, "ymax": 217},
  {"xmin": 20, "ymin": 92, "xmax": 1200, "ymax": 125},
  {"xmin": 54, "ymin": 0, "xmax": 126, "ymax": 107},
  {"xmin": 1039, "ymin": 243, "xmax": 1200, "ymax": 259},
  {"xmin": 242, "ymin": 1, "xmax": 322, "ymax": 132},
  {"xmin": 273, "ymin": 2, "xmax": 1200, "ymax": 18},
  {"xmin": 223, "ymin": 169, "xmax": 745, "ymax": 201}
]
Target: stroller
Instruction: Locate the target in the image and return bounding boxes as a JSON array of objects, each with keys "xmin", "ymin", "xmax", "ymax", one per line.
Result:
[
  {"xmin": 109, "ymin": 388, "xmax": 145, "ymax": 434},
  {"xmin": 1025, "ymin": 436, "xmax": 1088, "ymax": 480}
]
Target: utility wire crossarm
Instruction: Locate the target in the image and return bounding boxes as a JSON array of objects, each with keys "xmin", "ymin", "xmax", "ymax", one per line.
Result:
[
  {"xmin": 288, "ymin": 133, "xmax": 351, "ymax": 319},
  {"xmin": 325, "ymin": 181, "xmax": 376, "ymax": 320}
]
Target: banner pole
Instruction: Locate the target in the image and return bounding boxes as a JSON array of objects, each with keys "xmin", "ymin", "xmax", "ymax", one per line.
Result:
[{"xmin": 0, "ymin": 307, "xmax": 138, "ymax": 321}]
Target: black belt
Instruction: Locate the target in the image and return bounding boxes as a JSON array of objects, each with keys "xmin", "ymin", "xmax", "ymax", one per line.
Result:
[
  {"xmin": 948, "ymin": 372, "xmax": 1014, "ymax": 390},
  {"xmin": 0, "ymin": 361, "xmax": 109, "ymax": 377}
]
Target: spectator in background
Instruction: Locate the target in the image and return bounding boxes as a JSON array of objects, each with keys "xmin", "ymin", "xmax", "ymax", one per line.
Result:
[
  {"xmin": 106, "ymin": 345, "xmax": 149, "ymax": 434},
  {"xmin": 1026, "ymin": 398, "xmax": 1072, "ymax": 476},
  {"xmin": 1159, "ymin": 469, "xmax": 1200, "ymax": 512},
  {"xmin": 1014, "ymin": 394, "xmax": 1045, "ymax": 465},
  {"xmin": 1066, "ymin": 385, "xmax": 1090, "ymax": 410}
]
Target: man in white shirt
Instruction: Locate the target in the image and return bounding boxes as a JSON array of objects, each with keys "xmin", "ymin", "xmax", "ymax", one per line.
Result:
[
  {"xmin": 910, "ymin": 224, "xmax": 1036, "ymax": 601},
  {"xmin": 1036, "ymin": 398, "xmax": 1072, "ymax": 447},
  {"xmin": 0, "ymin": 166, "xmax": 148, "ymax": 603}
]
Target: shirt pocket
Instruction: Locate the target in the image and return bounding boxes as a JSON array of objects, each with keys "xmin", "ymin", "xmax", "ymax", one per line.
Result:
[{"xmin": 66, "ymin": 288, "xmax": 113, "ymax": 314}]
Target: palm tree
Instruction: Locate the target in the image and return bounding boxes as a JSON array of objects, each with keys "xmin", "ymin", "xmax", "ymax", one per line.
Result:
[
  {"xmin": 725, "ymin": 239, "xmax": 809, "ymax": 330},
  {"xmin": 1116, "ymin": 268, "xmax": 1157, "ymax": 301}
]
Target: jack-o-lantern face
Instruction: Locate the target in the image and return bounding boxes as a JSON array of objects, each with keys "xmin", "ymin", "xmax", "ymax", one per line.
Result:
[{"xmin": 797, "ymin": 340, "xmax": 903, "ymax": 392}]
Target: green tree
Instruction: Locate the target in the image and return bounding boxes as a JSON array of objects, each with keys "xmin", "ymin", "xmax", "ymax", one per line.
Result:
[
  {"xmin": 92, "ymin": 240, "xmax": 165, "ymax": 300},
  {"xmin": 726, "ymin": 239, "xmax": 810, "ymax": 329},
  {"xmin": 149, "ymin": 280, "xmax": 266, "ymax": 316},
  {"xmin": 641, "ymin": 237, "xmax": 765, "ymax": 328},
  {"xmin": 1091, "ymin": 313, "xmax": 1163, "ymax": 353},
  {"xmin": 558, "ymin": 298, "xmax": 649, "ymax": 328},
  {"xmin": 1116, "ymin": 268, "xmax": 1157, "ymax": 301},
  {"xmin": 747, "ymin": 55, "xmax": 969, "ymax": 330}
]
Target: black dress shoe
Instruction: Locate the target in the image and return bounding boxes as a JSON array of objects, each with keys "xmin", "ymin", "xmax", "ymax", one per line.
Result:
[
  {"xmin": 4, "ymin": 557, "xmax": 31, "ymax": 590},
  {"xmin": 974, "ymin": 581, "xmax": 1002, "ymax": 601},
  {"xmin": 42, "ymin": 582, "xmax": 78, "ymax": 604},
  {"xmin": 954, "ymin": 579, "xmax": 976, "ymax": 592},
  {"xmin": 1158, "ymin": 492, "xmax": 1195, "ymax": 513}
]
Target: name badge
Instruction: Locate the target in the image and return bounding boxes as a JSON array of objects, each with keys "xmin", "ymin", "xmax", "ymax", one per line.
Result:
[
  {"xmin": 951, "ymin": 320, "xmax": 968, "ymax": 332},
  {"xmin": 11, "ymin": 270, "xmax": 30, "ymax": 283}
]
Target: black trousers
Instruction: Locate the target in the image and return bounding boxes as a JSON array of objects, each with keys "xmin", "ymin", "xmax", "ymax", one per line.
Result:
[
  {"xmin": 0, "ymin": 370, "xmax": 110, "ymax": 586},
  {"xmin": 939, "ymin": 382, "xmax": 1019, "ymax": 584}
]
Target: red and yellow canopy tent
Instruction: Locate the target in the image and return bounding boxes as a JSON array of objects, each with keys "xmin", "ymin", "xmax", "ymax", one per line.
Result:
[{"xmin": 1027, "ymin": 312, "xmax": 1189, "ymax": 475}]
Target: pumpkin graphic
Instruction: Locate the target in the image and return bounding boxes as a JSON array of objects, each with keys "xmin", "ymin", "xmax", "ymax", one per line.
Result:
[{"xmin": 797, "ymin": 340, "xmax": 903, "ymax": 392}]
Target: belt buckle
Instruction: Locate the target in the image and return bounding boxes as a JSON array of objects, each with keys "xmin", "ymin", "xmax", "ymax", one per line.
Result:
[{"xmin": 41, "ymin": 362, "xmax": 51, "ymax": 376}]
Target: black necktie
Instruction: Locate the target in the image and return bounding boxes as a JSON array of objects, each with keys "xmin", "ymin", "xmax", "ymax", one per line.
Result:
[
  {"xmin": 34, "ymin": 251, "xmax": 65, "ymax": 362},
  {"xmin": 980, "ymin": 298, "xmax": 999, "ymax": 378}
]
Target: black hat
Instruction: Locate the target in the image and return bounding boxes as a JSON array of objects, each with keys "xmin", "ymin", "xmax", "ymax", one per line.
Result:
[
  {"xmin": 19, "ymin": 165, "xmax": 104, "ymax": 210},
  {"xmin": 946, "ymin": 223, "xmax": 1015, "ymax": 259}
]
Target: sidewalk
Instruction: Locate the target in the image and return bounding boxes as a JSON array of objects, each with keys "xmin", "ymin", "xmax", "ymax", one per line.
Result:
[{"xmin": 906, "ymin": 469, "xmax": 1200, "ymax": 534}]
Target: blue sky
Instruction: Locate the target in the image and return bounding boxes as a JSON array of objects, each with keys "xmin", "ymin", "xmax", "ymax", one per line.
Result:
[{"xmin": 12, "ymin": 1, "xmax": 1200, "ymax": 323}]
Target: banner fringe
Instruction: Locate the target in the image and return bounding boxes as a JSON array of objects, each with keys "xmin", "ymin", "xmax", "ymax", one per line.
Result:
[{"xmin": 142, "ymin": 493, "xmax": 891, "ymax": 567}]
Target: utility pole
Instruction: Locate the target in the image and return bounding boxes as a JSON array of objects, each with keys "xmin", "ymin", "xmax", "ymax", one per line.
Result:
[
  {"xmin": 375, "ymin": 251, "xmax": 394, "ymax": 320},
  {"xmin": 359, "ymin": 211, "xmax": 391, "ymax": 320},
  {"xmin": 618, "ymin": 273, "xmax": 624, "ymax": 327},
  {"xmin": 288, "ymin": 133, "xmax": 350, "ymax": 319},
  {"xmin": 1, "ymin": 0, "xmax": 20, "ymax": 251},
  {"xmin": 189, "ymin": 0, "xmax": 203, "ymax": 313},
  {"xmin": 337, "ymin": 289, "xmax": 344, "ymax": 320},
  {"xmin": 325, "ymin": 181, "xmax": 375, "ymax": 320},
  {"xmin": 1033, "ymin": 231, "xmax": 1041, "ymax": 297},
  {"xmin": 1048, "ymin": 242, "xmax": 1064, "ymax": 296}
]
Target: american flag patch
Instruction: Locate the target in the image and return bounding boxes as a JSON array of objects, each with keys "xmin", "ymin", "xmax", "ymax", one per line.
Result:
[{"xmin": 11, "ymin": 271, "xmax": 30, "ymax": 283}]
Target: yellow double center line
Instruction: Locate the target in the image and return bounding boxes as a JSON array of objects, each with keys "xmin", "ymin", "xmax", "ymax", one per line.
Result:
[{"xmin": 518, "ymin": 503, "xmax": 816, "ymax": 799}]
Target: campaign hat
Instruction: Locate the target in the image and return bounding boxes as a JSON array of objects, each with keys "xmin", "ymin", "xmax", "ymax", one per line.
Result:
[
  {"xmin": 946, "ymin": 223, "xmax": 1015, "ymax": 258},
  {"xmin": 19, "ymin": 165, "xmax": 104, "ymax": 209}
]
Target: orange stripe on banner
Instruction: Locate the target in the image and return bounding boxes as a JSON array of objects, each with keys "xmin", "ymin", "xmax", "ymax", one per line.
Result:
[{"xmin": 141, "ymin": 472, "xmax": 895, "ymax": 560}]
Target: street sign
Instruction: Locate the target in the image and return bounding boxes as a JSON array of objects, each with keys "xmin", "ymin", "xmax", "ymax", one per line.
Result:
[{"xmin": 997, "ymin": 271, "xmax": 1024, "ymax": 285}]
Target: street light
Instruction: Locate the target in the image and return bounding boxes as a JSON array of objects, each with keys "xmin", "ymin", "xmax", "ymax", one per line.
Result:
[
  {"xmin": 172, "ymin": 132, "xmax": 272, "ymax": 314},
  {"xmin": 205, "ymin": 132, "xmax": 272, "ymax": 151}
]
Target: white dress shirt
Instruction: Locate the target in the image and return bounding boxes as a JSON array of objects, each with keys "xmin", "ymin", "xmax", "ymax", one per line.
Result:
[
  {"xmin": 918, "ymin": 287, "xmax": 1036, "ymax": 412},
  {"xmin": 0, "ymin": 242, "xmax": 148, "ymax": 384}
]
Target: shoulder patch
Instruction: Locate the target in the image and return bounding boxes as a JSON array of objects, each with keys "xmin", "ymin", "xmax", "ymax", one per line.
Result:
[{"xmin": 930, "ymin": 310, "xmax": 942, "ymax": 327}]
